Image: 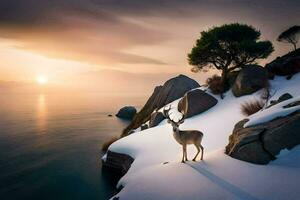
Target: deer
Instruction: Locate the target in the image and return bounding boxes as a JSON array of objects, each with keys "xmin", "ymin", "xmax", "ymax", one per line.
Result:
[{"xmin": 163, "ymin": 105, "xmax": 204, "ymax": 163}]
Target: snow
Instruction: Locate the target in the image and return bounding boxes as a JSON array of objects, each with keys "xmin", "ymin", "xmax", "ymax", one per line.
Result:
[
  {"xmin": 105, "ymin": 73, "xmax": 300, "ymax": 200},
  {"xmin": 115, "ymin": 147, "xmax": 300, "ymax": 200},
  {"xmin": 276, "ymin": 148, "xmax": 291, "ymax": 159},
  {"xmin": 159, "ymin": 104, "xmax": 184, "ymax": 123},
  {"xmin": 244, "ymin": 95, "xmax": 300, "ymax": 127}
]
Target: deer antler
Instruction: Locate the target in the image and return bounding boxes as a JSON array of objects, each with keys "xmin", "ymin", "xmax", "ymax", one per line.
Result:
[
  {"xmin": 177, "ymin": 112, "xmax": 185, "ymax": 124},
  {"xmin": 163, "ymin": 105, "xmax": 185, "ymax": 124},
  {"xmin": 163, "ymin": 105, "xmax": 172, "ymax": 120}
]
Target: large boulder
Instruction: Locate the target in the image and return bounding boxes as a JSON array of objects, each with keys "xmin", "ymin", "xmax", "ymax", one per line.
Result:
[
  {"xmin": 178, "ymin": 89, "xmax": 218, "ymax": 118},
  {"xmin": 149, "ymin": 112, "xmax": 165, "ymax": 128},
  {"xmin": 232, "ymin": 65, "xmax": 268, "ymax": 97},
  {"xmin": 116, "ymin": 106, "xmax": 137, "ymax": 120},
  {"xmin": 225, "ymin": 110, "xmax": 300, "ymax": 164},
  {"xmin": 122, "ymin": 75, "xmax": 200, "ymax": 136},
  {"xmin": 265, "ymin": 49, "xmax": 300, "ymax": 77}
]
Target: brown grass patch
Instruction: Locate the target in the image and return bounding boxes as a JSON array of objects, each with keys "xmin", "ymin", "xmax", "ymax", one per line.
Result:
[
  {"xmin": 206, "ymin": 75, "xmax": 226, "ymax": 94},
  {"xmin": 241, "ymin": 99, "xmax": 265, "ymax": 116}
]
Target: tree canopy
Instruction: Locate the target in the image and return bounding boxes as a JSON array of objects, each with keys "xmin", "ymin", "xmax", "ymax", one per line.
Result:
[
  {"xmin": 277, "ymin": 25, "xmax": 300, "ymax": 50},
  {"xmin": 188, "ymin": 23, "xmax": 274, "ymax": 88}
]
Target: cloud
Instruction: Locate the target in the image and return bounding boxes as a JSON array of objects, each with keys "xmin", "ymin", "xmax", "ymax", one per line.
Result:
[
  {"xmin": 0, "ymin": 0, "xmax": 299, "ymax": 67},
  {"xmin": 0, "ymin": 0, "xmax": 171, "ymax": 65}
]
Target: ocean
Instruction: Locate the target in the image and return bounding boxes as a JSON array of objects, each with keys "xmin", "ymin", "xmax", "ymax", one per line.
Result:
[{"xmin": 0, "ymin": 92, "xmax": 147, "ymax": 200}]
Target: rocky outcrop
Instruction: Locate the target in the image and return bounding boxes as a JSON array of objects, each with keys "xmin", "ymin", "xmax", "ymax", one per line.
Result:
[
  {"xmin": 265, "ymin": 49, "xmax": 300, "ymax": 78},
  {"xmin": 122, "ymin": 75, "xmax": 200, "ymax": 136},
  {"xmin": 149, "ymin": 112, "xmax": 165, "ymax": 128},
  {"xmin": 102, "ymin": 151, "xmax": 134, "ymax": 177},
  {"xmin": 232, "ymin": 65, "xmax": 269, "ymax": 97},
  {"xmin": 178, "ymin": 89, "xmax": 218, "ymax": 118},
  {"xmin": 225, "ymin": 110, "xmax": 300, "ymax": 164},
  {"xmin": 116, "ymin": 106, "xmax": 137, "ymax": 120}
]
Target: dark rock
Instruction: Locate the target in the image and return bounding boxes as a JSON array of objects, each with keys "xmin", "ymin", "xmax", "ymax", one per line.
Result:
[
  {"xmin": 122, "ymin": 75, "xmax": 200, "ymax": 136},
  {"xmin": 127, "ymin": 130, "xmax": 135, "ymax": 135},
  {"xmin": 232, "ymin": 65, "xmax": 269, "ymax": 97},
  {"xmin": 283, "ymin": 101, "xmax": 300, "ymax": 108},
  {"xmin": 286, "ymin": 75, "xmax": 293, "ymax": 80},
  {"xmin": 227, "ymin": 70, "xmax": 240, "ymax": 87},
  {"xmin": 265, "ymin": 49, "xmax": 300, "ymax": 77},
  {"xmin": 178, "ymin": 89, "xmax": 218, "ymax": 118},
  {"xmin": 108, "ymin": 114, "xmax": 113, "ymax": 117},
  {"xmin": 225, "ymin": 110, "xmax": 300, "ymax": 164},
  {"xmin": 116, "ymin": 106, "xmax": 137, "ymax": 120},
  {"xmin": 149, "ymin": 112, "xmax": 165, "ymax": 128},
  {"xmin": 141, "ymin": 124, "xmax": 148, "ymax": 130},
  {"xmin": 278, "ymin": 93, "xmax": 293, "ymax": 102},
  {"xmin": 102, "ymin": 150, "xmax": 134, "ymax": 177},
  {"xmin": 269, "ymin": 93, "xmax": 293, "ymax": 108}
]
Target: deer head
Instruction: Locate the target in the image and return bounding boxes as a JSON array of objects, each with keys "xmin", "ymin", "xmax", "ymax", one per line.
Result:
[{"xmin": 163, "ymin": 105, "xmax": 185, "ymax": 131}]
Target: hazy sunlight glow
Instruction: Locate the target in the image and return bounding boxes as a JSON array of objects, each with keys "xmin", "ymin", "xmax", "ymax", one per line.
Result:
[{"xmin": 36, "ymin": 75, "xmax": 48, "ymax": 85}]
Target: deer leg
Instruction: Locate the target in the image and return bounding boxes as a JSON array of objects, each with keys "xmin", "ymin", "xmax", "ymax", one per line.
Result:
[
  {"xmin": 193, "ymin": 145, "xmax": 200, "ymax": 161},
  {"xmin": 200, "ymin": 145, "xmax": 204, "ymax": 160},
  {"xmin": 181, "ymin": 145, "xmax": 185, "ymax": 163},
  {"xmin": 185, "ymin": 145, "xmax": 188, "ymax": 161}
]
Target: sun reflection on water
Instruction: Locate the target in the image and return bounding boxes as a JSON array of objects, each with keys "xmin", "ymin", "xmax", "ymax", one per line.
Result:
[{"xmin": 36, "ymin": 94, "xmax": 47, "ymax": 132}]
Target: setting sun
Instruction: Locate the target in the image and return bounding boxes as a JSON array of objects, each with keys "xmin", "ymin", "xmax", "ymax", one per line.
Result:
[{"xmin": 36, "ymin": 75, "xmax": 48, "ymax": 85}]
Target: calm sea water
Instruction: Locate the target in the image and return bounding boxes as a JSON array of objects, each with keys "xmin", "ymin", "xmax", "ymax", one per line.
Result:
[{"xmin": 0, "ymin": 92, "xmax": 146, "ymax": 200}]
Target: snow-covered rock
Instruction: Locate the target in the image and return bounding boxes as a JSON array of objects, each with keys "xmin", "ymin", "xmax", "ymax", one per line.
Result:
[
  {"xmin": 269, "ymin": 93, "xmax": 293, "ymax": 107},
  {"xmin": 226, "ymin": 110, "xmax": 300, "ymax": 164},
  {"xmin": 244, "ymin": 95, "xmax": 300, "ymax": 127}
]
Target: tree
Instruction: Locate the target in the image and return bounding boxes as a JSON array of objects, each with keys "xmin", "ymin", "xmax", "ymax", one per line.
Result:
[
  {"xmin": 188, "ymin": 23, "xmax": 274, "ymax": 91},
  {"xmin": 277, "ymin": 25, "xmax": 300, "ymax": 50}
]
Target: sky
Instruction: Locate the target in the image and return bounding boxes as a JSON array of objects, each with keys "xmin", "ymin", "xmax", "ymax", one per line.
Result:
[{"xmin": 0, "ymin": 0, "xmax": 299, "ymax": 94}]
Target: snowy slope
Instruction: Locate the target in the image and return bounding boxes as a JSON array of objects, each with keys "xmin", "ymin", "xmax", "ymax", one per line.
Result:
[
  {"xmin": 115, "ymin": 147, "xmax": 300, "ymax": 200},
  {"xmin": 106, "ymin": 74, "xmax": 300, "ymax": 200}
]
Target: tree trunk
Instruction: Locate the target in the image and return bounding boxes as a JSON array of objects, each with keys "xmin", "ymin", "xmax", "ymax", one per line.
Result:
[
  {"xmin": 220, "ymin": 69, "xmax": 228, "ymax": 99},
  {"xmin": 292, "ymin": 42, "xmax": 297, "ymax": 51},
  {"xmin": 221, "ymin": 70, "xmax": 225, "ymax": 82}
]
